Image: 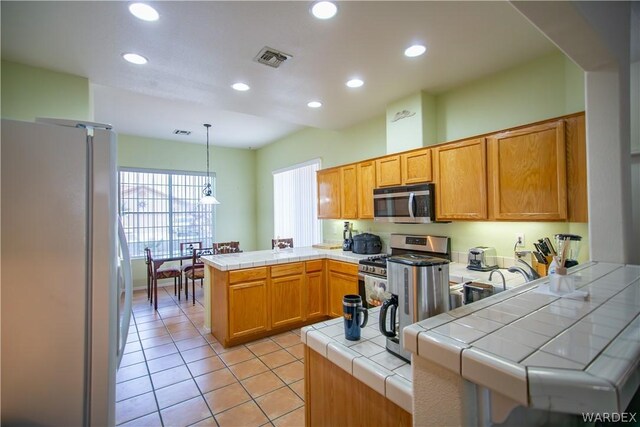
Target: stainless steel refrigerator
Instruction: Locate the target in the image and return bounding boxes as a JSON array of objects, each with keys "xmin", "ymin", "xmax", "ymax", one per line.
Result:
[{"xmin": 1, "ymin": 118, "xmax": 133, "ymax": 426}]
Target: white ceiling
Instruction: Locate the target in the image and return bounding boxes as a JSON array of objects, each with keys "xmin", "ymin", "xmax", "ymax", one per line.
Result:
[{"xmin": 1, "ymin": 1, "xmax": 558, "ymax": 148}]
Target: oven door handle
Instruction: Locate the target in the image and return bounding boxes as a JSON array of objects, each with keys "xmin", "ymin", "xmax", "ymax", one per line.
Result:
[{"xmin": 408, "ymin": 192, "xmax": 415, "ymax": 219}]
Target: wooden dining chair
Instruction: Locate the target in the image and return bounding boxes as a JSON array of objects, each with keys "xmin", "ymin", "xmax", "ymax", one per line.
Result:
[
  {"xmin": 272, "ymin": 238, "xmax": 294, "ymax": 249},
  {"xmin": 144, "ymin": 248, "xmax": 182, "ymax": 303},
  {"xmin": 179, "ymin": 241, "xmax": 202, "ymax": 295},
  {"xmin": 213, "ymin": 241, "xmax": 241, "ymax": 254},
  {"xmin": 184, "ymin": 247, "xmax": 214, "ymax": 305}
]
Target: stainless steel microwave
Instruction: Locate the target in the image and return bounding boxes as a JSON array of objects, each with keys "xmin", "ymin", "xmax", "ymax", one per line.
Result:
[{"xmin": 373, "ymin": 183, "xmax": 434, "ymax": 223}]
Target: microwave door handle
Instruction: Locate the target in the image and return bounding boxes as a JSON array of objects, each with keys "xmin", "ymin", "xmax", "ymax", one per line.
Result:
[{"xmin": 408, "ymin": 192, "xmax": 415, "ymax": 219}]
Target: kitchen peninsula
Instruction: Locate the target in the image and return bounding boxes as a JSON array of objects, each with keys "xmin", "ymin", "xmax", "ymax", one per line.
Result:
[{"xmin": 201, "ymin": 247, "xmax": 524, "ymax": 348}]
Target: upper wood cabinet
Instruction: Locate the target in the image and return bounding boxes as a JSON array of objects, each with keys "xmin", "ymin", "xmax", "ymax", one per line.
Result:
[
  {"xmin": 375, "ymin": 155, "xmax": 402, "ymax": 187},
  {"xmin": 317, "ymin": 168, "xmax": 341, "ymax": 219},
  {"xmin": 340, "ymin": 165, "xmax": 358, "ymax": 219},
  {"xmin": 487, "ymin": 121, "xmax": 567, "ymax": 221},
  {"xmin": 565, "ymin": 114, "xmax": 588, "ymax": 222},
  {"xmin": 356, "ymin": 161, "xmax": 376, "ymax": 219},
  {"xmin": 401, "ymin": 148, "xmax": 432, "ymax": 185},
  {"xmin": 433, "ymin": 138, "xmax": 488, "ymax": 220}
]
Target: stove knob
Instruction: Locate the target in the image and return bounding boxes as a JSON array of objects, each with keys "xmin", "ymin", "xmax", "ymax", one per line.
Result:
[{"xmin": 381, "ymin": 268, "xmax": 386, "ymax": 275}]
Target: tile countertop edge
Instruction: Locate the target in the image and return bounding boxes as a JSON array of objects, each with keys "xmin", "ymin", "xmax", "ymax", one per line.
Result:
[
  {"xmin": 300, "ymin": 311, "xmax": 413, "ymax": 413},
  {"xmin": 408, "ymin": 261, "xmax": 640, "ymax": 416}
]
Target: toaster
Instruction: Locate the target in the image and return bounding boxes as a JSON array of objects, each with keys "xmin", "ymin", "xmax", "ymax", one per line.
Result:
[{"xmin": 467, "ymin": 247, "xmax": 499, "ymax": 271}]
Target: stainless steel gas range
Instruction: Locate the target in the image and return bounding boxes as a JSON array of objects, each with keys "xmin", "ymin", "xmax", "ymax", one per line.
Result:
[{"xmin": 357, "ymin": 234, "xmax": 451, "ymax": 308}]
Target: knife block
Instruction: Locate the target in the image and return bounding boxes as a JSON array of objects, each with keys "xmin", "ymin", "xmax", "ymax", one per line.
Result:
[{"xmin": 533, "ymin": 255, "xmax": 553, "ymax": 277}]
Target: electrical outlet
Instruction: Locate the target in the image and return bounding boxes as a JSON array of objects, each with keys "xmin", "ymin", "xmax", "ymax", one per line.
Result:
[{"xmin": 515, "ymin": 233, "xmax": 525, "ymax": 247}]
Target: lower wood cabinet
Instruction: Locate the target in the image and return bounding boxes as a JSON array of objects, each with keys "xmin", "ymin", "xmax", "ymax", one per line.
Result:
[
  {"xmin": 327, "ymin": 260, "xmax": 358, "ymax": 318},
  {"xmin": 210, "ymin": 260, "xmax": 333, "ymax": 347},
  {"xmin": 305, "ymin": 260, "xmax": 325, "ymax": 321},
  {"xmin": 270, "ymin": 263, "xmax": 304, "ymax": 329},
  {"xmin": 228, "ymin": 280, "xmax": 268, "ymax": 340}
]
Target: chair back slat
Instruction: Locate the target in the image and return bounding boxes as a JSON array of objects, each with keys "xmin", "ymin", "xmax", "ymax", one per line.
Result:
[
  {"xmin": 213, "ymin": 241, "xmax": 241, "ymax": 254},
  {"xmin": 192, "ymin": 247, "xmax": 215, "ymax": 265},
  {"xmin": 271, "ymin": 238, "xmax": 293, "ymax": 249}
]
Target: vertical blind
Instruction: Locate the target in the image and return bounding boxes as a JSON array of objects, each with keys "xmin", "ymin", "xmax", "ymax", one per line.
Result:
[{"xmin": 273, "ymin": 159, "xmax": 322, "ymax": 247}]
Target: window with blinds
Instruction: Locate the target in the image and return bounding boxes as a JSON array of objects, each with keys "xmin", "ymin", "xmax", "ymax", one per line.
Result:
[
  {"xmin": 119, "ymin": 168, "xmax": 215, "ymax": 258},
  {"xmin": 273, "ymin": 159, "xmax": 322, "ymax": 247}
]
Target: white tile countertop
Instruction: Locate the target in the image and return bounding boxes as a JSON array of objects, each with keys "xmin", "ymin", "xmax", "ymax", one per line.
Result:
[
  {"xmin": 201, "ymin": 247, "xmax": 371, "ymax": 270},
  {"xmin": 201, "ymin": 246, "xmax": 526, "ymax": 291},
  {"xmin": 300, "ymin": 307, "xmax": 414, "ymax": 413},
  {"xmin": 404, "ymin": 261, "xmax": 640, "ymax": 415}
]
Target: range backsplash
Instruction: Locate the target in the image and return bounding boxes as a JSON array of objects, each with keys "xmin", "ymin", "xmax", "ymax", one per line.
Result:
[{"xmin": 325, "ymin": 220, "xmax": 590, "ymax": 264}]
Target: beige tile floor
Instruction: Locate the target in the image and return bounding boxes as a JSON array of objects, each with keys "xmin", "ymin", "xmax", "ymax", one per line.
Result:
[{"xmin": 117, "ymin": 285, "xmax": 305, "ymax": 427}]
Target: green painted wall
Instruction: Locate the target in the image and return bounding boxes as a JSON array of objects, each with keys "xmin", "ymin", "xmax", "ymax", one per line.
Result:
[
  {"xmin": 255, "ymin": 115, "xmax": 386, "ymax": 249},
  {"xmin": 435, "ymin": 53, "xmax": 585, "ymax": 142},
  {"xmin": 119, "ymin": 134, "xmax": 257, "ymax": 286},
  {"xmin": 1, "ymin": 60, "xmax": 91, "ymax": 121},
  {"xmin": 256, "ymin": 52, "xmax": 589, "ymax": 261}
]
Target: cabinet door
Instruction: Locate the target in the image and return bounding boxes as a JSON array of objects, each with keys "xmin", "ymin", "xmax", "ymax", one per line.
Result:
[
  {"xmin": 229, "ymin": 281, "xmax": 268, "ymax": 340},
  {"xmin": 487, "ymin": 121, "xmax": 567, "ymax": 220},
  {"xmin": 271, "ymin": 275, "xmax": 304, "ymax": 329},
  {"xmin": 433, "ymin": 138, "xmax": 488, "ymax": 220},
  {"xmin": 401, "ymin": 148, "xmax": 432, "ymax": 184},
  {"xmin": 306, "ymin": 270, "xmax": 325, "ymax": 320},
  {"xmin": 375, "ymin": 155, "xmax": 402, "ymax": 187},
  {"xmin": 317, "ymin": 168, "xmax": 341, "ymax": 219},
  {"xmin": 357, "ymin": 161, "xmax": 376, "ymax": 219},
  {"xmin": 340, "ymin": 165, "xmax": 358, "ymax": 219},
  {"xmin": 328, "ymin": 271, "xmax": 358, "ymax": 318},
  {"xmin": 565, "ymin": 114, "xmax": 587, "ymax": 222}
]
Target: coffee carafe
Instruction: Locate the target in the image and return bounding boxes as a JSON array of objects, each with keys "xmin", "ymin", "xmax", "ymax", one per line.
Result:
[
  {"xmin": 379, "ymin": 254, "xmax": 450, "ymax": 362},
  {"xmin": 342, "ymin": 221, "xmax": 353, "ymax": 251}
]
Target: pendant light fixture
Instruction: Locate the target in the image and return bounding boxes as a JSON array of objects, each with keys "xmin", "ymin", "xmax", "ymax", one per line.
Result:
[{"xmin": 200, "ymin": 123, "xmax": 220, "ymax": 205}]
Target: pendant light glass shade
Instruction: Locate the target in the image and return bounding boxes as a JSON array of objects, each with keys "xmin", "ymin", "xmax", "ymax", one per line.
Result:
[{"xmin": 201, "ymin": 123, "xmax": 220, "ymax": 205}]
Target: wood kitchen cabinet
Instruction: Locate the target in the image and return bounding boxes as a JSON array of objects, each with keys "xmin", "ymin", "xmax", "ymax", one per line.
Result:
[
  {"xmin": 317, "ymin": 167, "xmax": 341, "ymax": 219},
  {"xmin": 340, "ymin": 165, "xmax": 358, "ymax": 219},
  {"xmin": 227, "ymin": 268, "xmax": 269, "ymax": 341},
  {"xmin": 305, "ymin": 260, "xmax": 325, "ymax": 320},
  {"xmin": 487, "ymin": 121, "xmax": 567, "ymax": 220},
  {"xmin": 270, "ymin": 263, "xmax": 304, "ymax": 329},
  {"xmin": 433, "ymin": 138, "xmax": 488, "ymax": 220},
  {"xmin": 209, "ymin": 259, "xmax": 334, "ymax": 347},
  {"xmin": 356, "ymin": 161, "xmax": 376, "ymax": 219},
  {"xmin": 565, "ymin": 114, "xmax": 588, "ymax": 222},
  {"xmin": 327, "ymin": 260, "xmax": 358, "ymax": 318},
  {"xmin": 375, "ymin": 155, "xmax": 402, "ymax": 187},
  {"xmin": 401, "ymin": 148, "xmax": 432, "ymax": 184}
]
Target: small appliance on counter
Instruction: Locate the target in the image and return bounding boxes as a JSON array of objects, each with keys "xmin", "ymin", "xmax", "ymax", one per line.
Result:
[
  {"xmin": 467, "ymin": 246, "xmax": 499, "ymax": 271},
  {"xmin": 342, "ymin": 221, "xmax": 353, "ymax": 251},
  {"xmin": 554, "ymin": 234, "xmax": 582, "ymax": 268},
  {"xmin": 352, "ymin": 232, "xmax": 382, "ymax": 255},
  {"xmin": 380, "ymin": 253, "xmax": 450, "ymax": 362}
]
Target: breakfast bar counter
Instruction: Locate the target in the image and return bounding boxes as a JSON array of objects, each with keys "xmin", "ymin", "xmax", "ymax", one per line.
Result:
[{"xmin": 406, "ymin": 261, "xmax": 640, "ymax": 426}]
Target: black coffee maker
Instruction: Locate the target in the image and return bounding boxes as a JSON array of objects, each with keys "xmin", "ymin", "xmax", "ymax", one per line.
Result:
[{"xmin": 342, "ymin": 221, "xmax": 353, "ymax": 251}]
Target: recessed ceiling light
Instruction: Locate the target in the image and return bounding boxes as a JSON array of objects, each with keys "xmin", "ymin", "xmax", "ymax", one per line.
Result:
[
  {"xmin": 232, "ymin": 82, "xmax": 250, "ymax": 91},
  {"xmin": 307, "ymin": 101, "xmax": 322, "ymax": 108},
  {"xmin": 311, "ymin": 1, "xmax": 338, "ymax": 19},
  {"xmin": 128, "ymin": 3, "xmax": 159, "ymax": 21},
  {"xmin": 346, "ymin": 78, "xmax": 364, "ymax": 88},
  {"xmin": 122, "ymin": 53, "xmax": 148, "ymax": 65},
  {"xmin": 404, "ymin": 44, "xmax": 427, "ymax": 58}
]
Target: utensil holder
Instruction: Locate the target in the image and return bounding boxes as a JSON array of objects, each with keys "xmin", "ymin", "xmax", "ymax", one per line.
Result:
[{"xmin": 549, "ymin": 268, "xmax": 575, "ymax": 294}]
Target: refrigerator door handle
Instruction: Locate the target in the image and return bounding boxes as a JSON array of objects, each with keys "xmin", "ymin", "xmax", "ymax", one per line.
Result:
[{"xmin": 117, "ymin": 217, "xmax": 133, "ymax": 369}]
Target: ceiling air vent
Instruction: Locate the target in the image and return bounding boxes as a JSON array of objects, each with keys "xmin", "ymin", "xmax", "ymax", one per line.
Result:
[
  {"xmin": 173, "ymin": 129, "xmax": 191, "ymax": 136},
  {"xmin": 254, "ymin": 46, "xmax": 292, "ymax": 68}
]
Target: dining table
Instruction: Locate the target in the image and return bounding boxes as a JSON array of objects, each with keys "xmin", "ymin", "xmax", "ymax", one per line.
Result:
[{"xmin": 151, "ymin": 254, "xmax": 194, "ymax": 311}]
